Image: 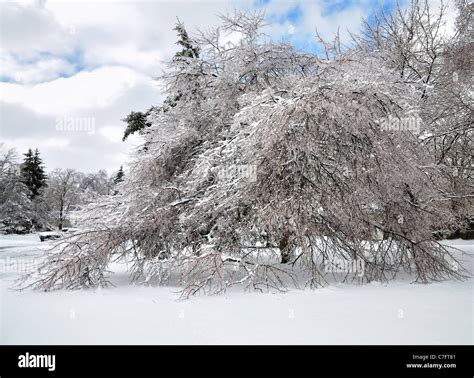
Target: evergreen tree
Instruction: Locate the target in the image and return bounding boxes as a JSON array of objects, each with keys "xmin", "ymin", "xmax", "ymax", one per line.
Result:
[
  {"xmin": 0, "ymin": 147, "xmax": 34, "ymax": 234},
  {"xmin": 121, "ymin": 21, "xmax": 199, "ymax": 141},
  {"xmin": 21, "ymin": 148, "xmax": 47, "ymax": 199},
  {"xmin": 173, "ymin": 19, "xmax": 200, "ymax": 59},
  {"xmin": 112, "ymin": 166, "xmax": 125, "ymax": 196},
  {"xmin": 114, "ymin": 166, "xmax": 125, "ymax": 184},
  {"xmin": 122, "ymin": 110, "xmax": 152, "ymax": 141}
]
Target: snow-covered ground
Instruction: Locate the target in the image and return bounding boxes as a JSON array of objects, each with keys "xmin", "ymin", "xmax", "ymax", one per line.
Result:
[{"xmin": 0, "ymin": 234, "xmax": 472, "ymax": 344}]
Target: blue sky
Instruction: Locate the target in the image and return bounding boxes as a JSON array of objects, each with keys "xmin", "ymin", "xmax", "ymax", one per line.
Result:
[
  {"xmin": 260, "ymin": 0, "xmax": 409, "ymax": 53},
  {"xmin": 0, "ymin": 0, "xmax": 454, "ymax": 172}
]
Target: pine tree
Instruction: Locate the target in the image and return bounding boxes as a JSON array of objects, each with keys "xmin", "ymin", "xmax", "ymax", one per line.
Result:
[
  {"xmin": 21, "ymin": 148, "xmax": 47, "ymax": 199},
  {"xmin": 173, "ymin": 20, "xmax": 200, "ymax": 59},
  {"xmin": 114, "ymin": 166, "xmax": 124, "ymax": 184},
  {"xmin": 121, "ymin": 21, "xmax": 200, "ymax": 141},
  {"xmin": 0, "ymin": 147, "xmax": 34, "ymax": 234},
  {"xmin": 122, "ymin": 110, "xmax": 152, "ymax": 141}
]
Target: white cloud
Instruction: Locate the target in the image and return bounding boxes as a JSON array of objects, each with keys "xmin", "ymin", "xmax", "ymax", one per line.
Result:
[
  {"xmin": 259, "ymin": 0, "xmax": 369, "ymax": 49},
  {"xmin": 0, "ymin": 1, "xmax": 73, "ymax": 58},
  {"xmin": 82, "ymin": 45, "xmax": 164, "ymax": 78},
  {"xmin": 43, "ymin": 0, "xmax": 252, "ymax": 74},
  {"xmin": 1, "ymin": 66, "xmax": 152, "ymax": 115},
  {"xmin": 2, "ymin": 137, "xmax": 70, "ymax": 151},
  {"xmin": 0, "ymin": 54, "xmax": 76, "ymax": 84},
  {"xmin": 0, "ymin": 66, "xmax": 160, "ymax": 172},
  {"xmin": 99, "ymin": 125, "xmax": 125, "ymax": 144}
]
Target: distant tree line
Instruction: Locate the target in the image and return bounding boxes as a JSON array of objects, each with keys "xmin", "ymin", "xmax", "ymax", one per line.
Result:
[{"xmin": 0, "ymin": 145, "xmax": 125, "ymax": 233}]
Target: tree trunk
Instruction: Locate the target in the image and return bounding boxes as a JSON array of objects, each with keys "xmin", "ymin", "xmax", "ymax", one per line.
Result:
[
  {"xmin": 58, "ymin": 198, "xmax": 64, "ymax": 230},
  {"xmin": 279, "ymin": 230, "xmax": 292, "ymax": 264}
]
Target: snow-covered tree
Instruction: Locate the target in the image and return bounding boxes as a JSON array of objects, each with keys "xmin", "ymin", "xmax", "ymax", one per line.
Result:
[
  {"xmin": 353, "ymin": 0, "xmax": 473, "ymax": 237},
  {"xmin": 0, "ymin": 146, "xmax": 34, "ymax": 233},
  {"xmin": 79, "ymin": 170, "xmax": 115, "ymax": 198},
  {"xmin": 113, "ymin": 166, "xmax": 124, "ymax": 185},
  {"xmin": 421, "ymin": 0, "xmax": 473, "ymax": 234},
  {"xmin": 353, "ymin": 0, "xmax": 448, "ymax": 96},
  {"xmin": 44, "ymin": 169, "xmax": 82, "ymax": 230},
  {"xmin": 26, "ymin": 11, "xmax": 467, "ymax": 294}
]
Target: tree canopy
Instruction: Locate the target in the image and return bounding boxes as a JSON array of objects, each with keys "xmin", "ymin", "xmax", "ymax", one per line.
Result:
[{"xmin": 26, "ymin": 6, "xmax": 471, "ymax": 295}]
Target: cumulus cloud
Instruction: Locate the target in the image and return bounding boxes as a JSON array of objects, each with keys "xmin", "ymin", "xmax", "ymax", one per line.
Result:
[
  {"xmin": 1, "ymin": 66, "xmax": 153, "ymax": 114},
  {"xmin": 0, "ymin": 66, "xmax": 159, "ymax": 172},
  {"xmin": 0, "ymin": 1, "xmax": 73, "ymax": 59},
  {"xmin": 0, "ymin": 54, "xmax": 77, "ymax": 84}
]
